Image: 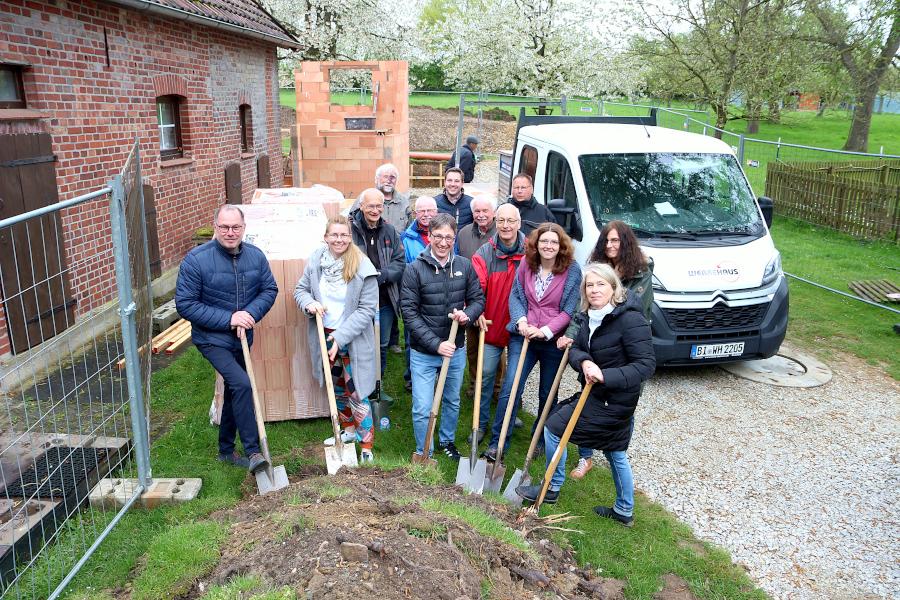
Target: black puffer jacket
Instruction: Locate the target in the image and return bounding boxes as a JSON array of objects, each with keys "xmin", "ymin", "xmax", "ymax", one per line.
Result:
[
  {"xmin": 400, "ymin": 248, "xmax": 485, "ymax": 354},
  {"xmin": 507, "ymin": 196, "xmax": 556, "ymax": 235},
  {"xmin": 545, "ymin": 294, "xmax": 655, "ymax": 451}
]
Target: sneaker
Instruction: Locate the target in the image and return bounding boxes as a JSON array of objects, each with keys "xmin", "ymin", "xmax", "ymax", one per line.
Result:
[
  {"xmin": 248, "ymin": 453, "xmax": 269, "ymax": 474},
  {"xmin": 594, "ymin": 505, "xmax": 634, "ymax": 527},
  {"xmin": 467, "ymin": 429, "xmax": 486, "ymax": 445},
  {"xmin": 481, "ymin": 446, "xmax": 498, "ymax": 462},
  {"xmin": 217, "ymin": 451, "xmax": 250, "ymax": 468},
  {"xmin": 514, "ymin": 417, "xmax": 524, "ymax": 429},
  {"xmin": 404, "ymin": 380, "xmax": 412, "ymax": 392},
  {"xmin": 570, "ymin": 457, "xmax": 593, "ymax": 480},
  {"xmin": 439, "ymin": 442, "xmax": 461, "ymax": 461},
  {"xmin": 515, "ymin": 484, "xmax": 559, "ymax": 505},
  {"xmin": 324, "ymin": 429, "xmax": 356, "ymax": 446},
  {"xmin": 390, "ymin": 344, "xmax": 403, "ymax": 354},
  {"xmin": 360, "ymin": 449, "xmax": 374, "ymax": 463}
]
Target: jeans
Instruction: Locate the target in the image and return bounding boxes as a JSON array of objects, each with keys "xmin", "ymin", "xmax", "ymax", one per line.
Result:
[
  {"xmin": 403, "ymin": 328, "xmax": 411, "ymax": 383},
  {"xmin": 543, "ymin": 427, "xmax": 567, "ymax": 491},
  {"xmin": 603, "ymin": 450, "xmax": 635, "ymax": 517},
  {"xmin": 196, "ymin": 343, "xmax": 260, "ymax": 457},
  {"xmin": 489, "ymin": 334, "xmax": 564, "ymax": 450},
  {"xmin": 578, "ymin": 446, "xmax": 593, "ymax": 460},
  {"xmin": 409, "ymin": 347, "xmax": 466, "ymax": 454},
  {"xmin": 477, "ymin": 343, "xmax": 504, "ymax": 432},
  {"xmin": 377, "ymin": 305, "xmax": 394, "ymax": 377}
]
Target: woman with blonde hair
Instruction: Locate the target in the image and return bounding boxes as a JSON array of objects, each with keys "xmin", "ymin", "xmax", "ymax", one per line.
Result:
[
  {"xmin": 295, "ymin": 215, "xmax": 379, "ymax": 462},
  {"xmin": 516, "ymin": 263, "xmax": 655, "ymax": 524}
]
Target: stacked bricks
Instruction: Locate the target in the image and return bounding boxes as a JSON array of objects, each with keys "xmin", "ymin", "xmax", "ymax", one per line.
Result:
[
  {"xmin": 294, "ymin": 61, "xmax": 409, "ymax": 198},
  {"xmin": 0, "ymin": 0, "xmax": 285, "ymax": 357}
]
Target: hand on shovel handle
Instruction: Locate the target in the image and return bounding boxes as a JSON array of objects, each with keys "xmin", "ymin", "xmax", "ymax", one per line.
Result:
[{"xmin": 533, "ymin": 382, "xmax": 594, "ymax": 511}]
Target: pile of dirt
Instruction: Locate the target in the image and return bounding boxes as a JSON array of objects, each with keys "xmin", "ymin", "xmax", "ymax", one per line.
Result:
[
  {"xmin": 410, "ymin": 106, "xmax": 516, "ymax": 154},
  {"xmin": 194, "ymin": 466, "xmax": 630, "ymax": 599}
]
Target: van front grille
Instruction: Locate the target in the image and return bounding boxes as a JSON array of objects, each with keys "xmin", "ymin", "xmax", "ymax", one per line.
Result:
[{"xmin": 662, "ymin": 302, "xmax": 769, "ymax": 332}]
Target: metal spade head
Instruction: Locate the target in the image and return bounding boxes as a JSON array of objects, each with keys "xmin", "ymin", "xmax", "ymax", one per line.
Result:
[
  {"xmin": 325, "ymin": 442, "xmax": 358, "ymax": 475},
  {"xmin": 502, "ymin": 469, "xmax": 530, "ymax": 505},
  {"xmin": 483, "ymin": 461, "xmax": 506, "ymax": 493},
  {"xmin": 255, "ymin": 464, "xmax": 290, "ymax": 495}
]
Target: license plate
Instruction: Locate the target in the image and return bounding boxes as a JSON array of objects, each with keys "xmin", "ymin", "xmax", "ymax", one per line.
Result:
[{"xmin": 690, "ymin": 342, "xmax": 745, "ymax": 359}]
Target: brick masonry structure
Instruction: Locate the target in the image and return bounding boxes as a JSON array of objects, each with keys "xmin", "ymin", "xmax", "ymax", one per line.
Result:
[
  {"xmin": 0, "ymin": 0, "xmax": 297, "ymax": 357},
  {"xmin": 295, "ymin": 61, "xmax": 410, "ymax": 198}
]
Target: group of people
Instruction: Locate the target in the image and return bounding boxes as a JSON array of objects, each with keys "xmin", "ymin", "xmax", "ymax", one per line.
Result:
[{"xmin": 175, "ymin": 160, "xmax": 655, "ymax": 526}]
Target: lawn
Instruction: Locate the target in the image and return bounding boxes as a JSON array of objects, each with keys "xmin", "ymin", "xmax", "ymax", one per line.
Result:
[
  {"xmin": 771, "ymin": 215, "xmax": 900, "ymax": 379},
  {"xmin": 38, "ymin": 342, "xmax": 766, "ymax": 600}
]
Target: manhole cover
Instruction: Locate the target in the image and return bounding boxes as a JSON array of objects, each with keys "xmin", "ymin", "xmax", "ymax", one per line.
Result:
[{"xmin": 720, "ymin": 345, "xmax": 832, "ymax": 387}]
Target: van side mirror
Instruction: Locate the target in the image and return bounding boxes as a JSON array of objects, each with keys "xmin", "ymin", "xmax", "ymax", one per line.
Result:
[
  {"xmin": 547, "ymin": 198, "xmax": 583, "ymax": 241},
  {"xmin": 756, "ymin": 196, "xmax": 774, "ymax": 228}
]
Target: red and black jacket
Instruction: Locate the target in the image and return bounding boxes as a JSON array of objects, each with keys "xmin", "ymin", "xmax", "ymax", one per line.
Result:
[{"xmin": 471, "ymin": 232, "xmax": 526, "ymax": 348}]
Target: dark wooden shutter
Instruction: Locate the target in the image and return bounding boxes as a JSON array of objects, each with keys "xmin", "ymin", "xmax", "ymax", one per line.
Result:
[
  {"xmin": 142, "ymin": 183, "xmax": 162, "ymax": 279},
  {"xmin": 0, "ymin": 133, "xmax": 76, "ymax": 354},
  {"xmin": 256, "ymin": 154, "xmax": 270, "ymax": 188},
  {"xmin": 225, "ymin": 161, "xmax": 242, "ymax": 204}
]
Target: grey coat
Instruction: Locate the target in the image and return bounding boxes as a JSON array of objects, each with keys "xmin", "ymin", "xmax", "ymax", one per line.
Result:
[{"xmin": 294, "ymin": 246, "xmax": 378, "ymax": 399}]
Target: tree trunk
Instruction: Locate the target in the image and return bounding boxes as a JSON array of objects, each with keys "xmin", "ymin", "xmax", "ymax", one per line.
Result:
[
  {"xmin": 768, "ymin": 100, "xmax": 781, "ymax": 124},
  {"xmin": 713, "ymin": 103, "xmax": 728, "ymax": 139},
  {"xmin": 844, "ymin": 84, "xmax": 878, "ymax": 152},
  {"xmin": 745, "ymin": 99, "xmax": 761, "ymax": 134},
  {"xmin": 816, "ymin": 98, "xmax": 826, "ymax": 117}
]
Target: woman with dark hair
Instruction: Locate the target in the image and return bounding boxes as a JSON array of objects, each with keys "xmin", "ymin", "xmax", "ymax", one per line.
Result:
[
  {"xmin": 483, "ymin": 222, "xmax": 582, "ymax": 461},
  {"xmin": 559, "ymin": 219, "xmax": 654, "ymax": 480},
  {"xmin": 295, "ymin": 215, "xmax": 379, "ymax": 462}
]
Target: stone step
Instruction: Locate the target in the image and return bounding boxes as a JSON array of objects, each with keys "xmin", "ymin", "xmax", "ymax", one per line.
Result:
[{"xmin": 88, "ymin": 477, "xmax": 202, "ymax": 510}]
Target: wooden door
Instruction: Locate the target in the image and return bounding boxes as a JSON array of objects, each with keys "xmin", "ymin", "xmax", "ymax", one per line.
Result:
[
  {"xmin": 0, "ymin": 133, "xmax": 76, "ymax": 354},
  {"xmin": 142, "ymin": 183, "xmax": 162, "ymax": 279},
  {"xmin": 256, "ymin": 154, "xmax": 270, "ymax": 189},
  {"xmin": 225, "ymin": 161, "xmax": 242, "ymax": 204}
]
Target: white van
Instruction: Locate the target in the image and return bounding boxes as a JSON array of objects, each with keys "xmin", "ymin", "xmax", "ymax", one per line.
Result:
[{"xmin": 499, "ymin": 111, "xmax": 788, "ymax": 366}]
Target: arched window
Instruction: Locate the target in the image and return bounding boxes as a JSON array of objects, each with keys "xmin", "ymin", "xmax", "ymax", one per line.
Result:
[
  {"xmin": 239, "ymin": 104, "xmax": 253, "ymax": 153},
  {"xmin": 156, "ymin": 95, "xmax": 184, "ymax": 159}
]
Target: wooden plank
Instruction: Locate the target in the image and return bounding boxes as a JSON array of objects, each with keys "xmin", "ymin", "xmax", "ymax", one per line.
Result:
[
  {"xmin": 164, "ymin": 329, "xmax": 193, "ymax": 354},
  {"xmin": 256, "ymin": 154, "xmax": 270, "ymax": 189},
  {"xmin": 143, "ymin": 183, "xmax": 162, "ymax": 279},
  {"xmin": 152, "ymin": 320, "xmax": 190, "ymax": 353},
  {"xmin": 225, "ymin": 161, "xmax": 242, "ymax": 205}
]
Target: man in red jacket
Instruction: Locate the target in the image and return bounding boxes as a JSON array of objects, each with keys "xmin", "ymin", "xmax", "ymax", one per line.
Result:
[{"xmin": 469, "ymin": 203, "xmax": 525, "ymax": 444}]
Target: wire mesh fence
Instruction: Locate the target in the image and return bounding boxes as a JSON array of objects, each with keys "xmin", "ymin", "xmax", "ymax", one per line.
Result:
[{"xmin": 0, "ymin": 139, "xmax": 152, "ymax": 599}]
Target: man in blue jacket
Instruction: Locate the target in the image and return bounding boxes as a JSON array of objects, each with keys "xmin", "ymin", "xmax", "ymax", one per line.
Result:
[{"xmin": 175, "ymin": 205, "xmax": 279, "ymax": 473}]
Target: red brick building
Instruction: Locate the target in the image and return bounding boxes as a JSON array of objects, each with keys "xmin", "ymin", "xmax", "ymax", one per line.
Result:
[{"xmin": 0, "ymin": 0, "xmax": 298, "ymax": 357}]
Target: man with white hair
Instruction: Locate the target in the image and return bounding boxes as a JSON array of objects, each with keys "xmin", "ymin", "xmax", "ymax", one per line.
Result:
[
  {"xmin": 352, "ymin": 163, "xmax": 410, "ymax": 232},
  {"xmin": 456, "ymin": 194, "xmax": 497, "ymax": 259}
]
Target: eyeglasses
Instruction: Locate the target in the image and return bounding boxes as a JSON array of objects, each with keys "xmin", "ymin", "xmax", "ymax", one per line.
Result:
[
  {"xmin": 416, "ymin": 208, "xmax": 437, "ymax": 215},
  {"xmin": 216, "ymin": 224, "xmax": 244, "ymax": 233},
  {"xmin": 538, "ymin": 238, "xmax": 560, "ymax": 246},
  {"xmin": 432, "ymin": 234, "xmax": 455, "ymax": 244},
  {"xmin": 328, "ymin": 233, "xmax": 352, "ymax": 240},
  {"xmin": 365, "ymin": 204, "xmax": 385, "ymax": 211},
  {"xmin": 606, "ymin": 238, "xmax": 621, "ymax": 245},
  {"xmin": 379, "ymin": 174, "xmax": 398, "ymax": 181},
  {"xmin": 496, "ymin": 218, "xmax": 520, "ymax": 225}
]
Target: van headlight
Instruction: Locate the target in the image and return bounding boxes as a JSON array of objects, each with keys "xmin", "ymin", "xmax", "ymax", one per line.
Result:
[
  {"xmin": 761, "ymin": 252, "xmax": 782, "ymax": 286},
  {"xmin": 652, "ymin": 274, "xmax": 666, "ymax": 291}
]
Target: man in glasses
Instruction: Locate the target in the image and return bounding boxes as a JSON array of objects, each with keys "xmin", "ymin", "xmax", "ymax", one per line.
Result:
[
  {"xmin": 175, "ymin": 205, "xmax": 278, "ymax": 474},
  {"xmin": 350, "ymin": 163, "xmax": 410, "ymax": 232},
  {"xmin": 400, "ymin": 213, "xmax": 484, "ymax": 462}
]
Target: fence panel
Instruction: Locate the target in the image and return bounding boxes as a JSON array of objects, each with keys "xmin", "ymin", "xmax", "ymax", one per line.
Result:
[{"xmin": 0, "ymin": 141, "xmax": 151, "ymax": 599}]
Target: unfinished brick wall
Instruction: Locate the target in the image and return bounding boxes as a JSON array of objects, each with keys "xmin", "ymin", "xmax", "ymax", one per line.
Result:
[
  {"xmin": 0, "ymin": 0, "xmax": 285, "ymax": 354},
  {"xmin": 294, "ymin": 61, "xmax": 409, "ymax": 198}
]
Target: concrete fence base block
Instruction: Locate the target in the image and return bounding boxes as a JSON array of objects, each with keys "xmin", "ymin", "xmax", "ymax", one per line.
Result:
[{"xmin": 89, "ymin": 477, "xmax": 202, "ymax": 510}]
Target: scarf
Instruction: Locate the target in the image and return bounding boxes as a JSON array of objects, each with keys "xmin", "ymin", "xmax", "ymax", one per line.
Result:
[
  {"xmin": 588, "ymin": 303, "xmax": 615, "ymax": 339},
  {"xmin": 496, "ymin": 237, "xmax": 520, "ymax": 256},
  {"xmin": 320, "ymin": 249, "xmax": 345, "ymax": 285}
]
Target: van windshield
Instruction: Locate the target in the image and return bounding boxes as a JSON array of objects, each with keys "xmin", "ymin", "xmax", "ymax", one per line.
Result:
[{"xmin": 578, "ymin": 153, "xmax": 763, "ymax": 236}]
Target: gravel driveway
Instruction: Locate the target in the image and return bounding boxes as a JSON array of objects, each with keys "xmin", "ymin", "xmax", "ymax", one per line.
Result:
[{"xmin": 519, "ymin": 349, "xmax": 899, "ymax": 600}]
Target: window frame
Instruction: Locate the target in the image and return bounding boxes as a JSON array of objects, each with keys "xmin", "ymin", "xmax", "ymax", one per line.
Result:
[
  {"xmin": 518, "ymin": 145, "xmax": 538, "ymax": 183},
  {"xmin": 239, "ymin": 104, "xmax": 252, "ymax": 153},
  {"xmin": 156, "ymin": 95, "xmax": 183, "ymax": 160},
  {"xmin": 544, "ymin": 151, "xmax": 578, "ymax": 209},
  {"xmin": 0, "ymin": 65, "xmax": 27, "ymax": 109}
]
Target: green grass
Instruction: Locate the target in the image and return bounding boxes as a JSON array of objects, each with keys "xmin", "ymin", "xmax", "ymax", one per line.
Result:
[
  {"xmin": 421, "ymin": 498, "xmax": 532, "ymax": 554},
  {"xmin": 132, "ymin": 521, "xmax": 227, "ymax": 600},
  {"xmin": 772, "ymin": 215, "xmax": 900, "ymax": 378},
  {"xmin": 43, "ymin": 340, "xmax": 769, "ymax": 600},
  {"xmin": 202, "ymin": 574, "xmax": 296, "ymax": 600}
]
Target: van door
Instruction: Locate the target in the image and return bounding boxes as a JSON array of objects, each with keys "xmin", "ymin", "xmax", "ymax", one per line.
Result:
[{"xmin": 544, "ymin": 151, "xmax": 582, "ymax": 241}]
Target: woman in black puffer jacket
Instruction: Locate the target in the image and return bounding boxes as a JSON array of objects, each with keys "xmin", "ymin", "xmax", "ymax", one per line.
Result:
[{"xmin": 516, "ymin": 263, "xmax": 655, "ymax": 526}]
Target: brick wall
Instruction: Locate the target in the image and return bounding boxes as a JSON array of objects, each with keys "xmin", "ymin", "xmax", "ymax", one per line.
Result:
[{"xmin": 0, "ymin": 0, "xmax": 284, "ymax": 350}]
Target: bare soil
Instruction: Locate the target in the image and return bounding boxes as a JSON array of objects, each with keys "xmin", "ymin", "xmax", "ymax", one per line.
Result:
[
  {"xmin": 189, "ymin": 466, "xmax": 635, "ymax": 599},
  {"xmin": 409, "ymin": 106, "xmax": 517, "ymax": 154}
]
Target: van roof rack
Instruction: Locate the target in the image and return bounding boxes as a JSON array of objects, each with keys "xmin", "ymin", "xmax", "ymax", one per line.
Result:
[{"xmin": 515, "ymin": 107, "xmax": 657, "ymax": 140}]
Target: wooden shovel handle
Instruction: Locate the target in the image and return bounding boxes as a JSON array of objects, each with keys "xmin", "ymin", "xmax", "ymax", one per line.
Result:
[
  {"xmin": 494, "ymin": 337, "xmax": 530, "ymax": 468},
  {"xmin": 521, "ymin": 346, "xmax": 570, "ymax": 474},
  {"xmin": 240, "ymin": 333, "xmax": 270, "ymax": 460},
  {"xmin": 422, "ymin": 319, "xmax": 460, "ymax": 457},
  {"xmin": 315, "ymin": 312, "xmax": 345, "ymax": 454},
  {"xmin": 534, "ymin": 382, "xmax": 594, "ymax": 510},
  {"xmin": 471, "ymin": 320, "xmax": 491, "ymax": 431}
]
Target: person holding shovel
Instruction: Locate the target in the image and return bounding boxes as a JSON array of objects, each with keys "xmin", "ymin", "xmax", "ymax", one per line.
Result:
[
  {"xmin": 295, "ymin": 215, "xmax": 379, "ymax": 463},
  {"xmin": 516, "ymin": 263, "xmax": 655, "ymax": 522},
  {"xmin": 483, "ymin": 223, "xmax": 581, "ymax": 462},
  {"xmin": 400, "ymin": 213, "xmax": 484, "ymax": 461},
  {"xmin": 175, "ymin": 205, "xmax": 278, "ymax": 474}
]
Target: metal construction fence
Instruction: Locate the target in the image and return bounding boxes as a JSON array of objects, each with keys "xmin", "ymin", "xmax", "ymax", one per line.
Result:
[{"xmin": 0, "ymin": 140, "xmax": 152, "ymax": 599}]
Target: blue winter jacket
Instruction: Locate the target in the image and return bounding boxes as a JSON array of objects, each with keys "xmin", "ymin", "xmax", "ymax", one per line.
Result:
[
  {"xmin": 175, "ymin": 239, "xmax": 279, "ymax": 350},
  {"xmin": 400, "ymin": 220, "xmax": 429, "ymax": 264}
]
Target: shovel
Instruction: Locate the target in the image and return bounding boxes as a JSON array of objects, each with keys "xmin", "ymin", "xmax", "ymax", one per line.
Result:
[
  {"xmin": 455, "ymin": 320, "xmax": 491, "ymax": 493},
  {"xmin": 315, "ymin": 313, "xmax": 359, "ymax": 475},
  {"xmin": 484, "ymin": 338, "xmax": 530, "ymax": 493},
  {"xmin": 411, "ymin": 319, "xmax": 460, "ymax": 467},
  {"xmin": 528, "ymin": 382, "xmax": 595, "ymax": 512},
  {"xmin": 240, "ymin": 333, "xmax": 289, "ymax": 495},
  {"xmin": 503, "ymin": 346, "xmax": 570, "ymax": 505}
]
